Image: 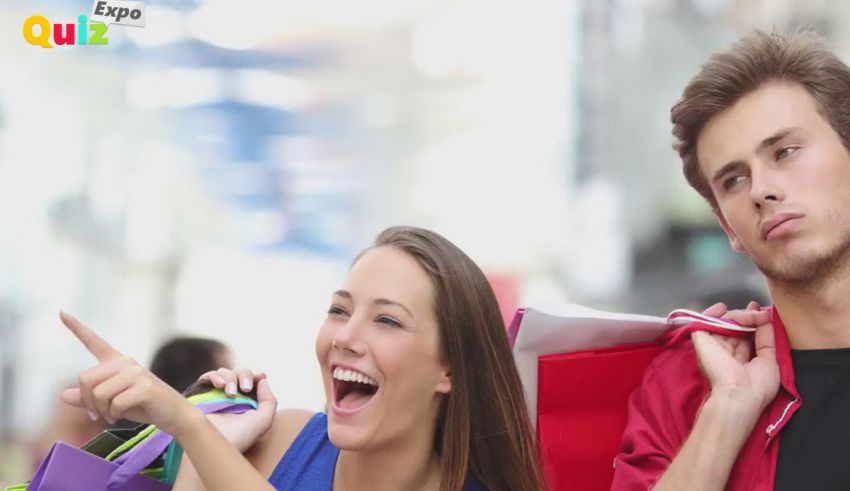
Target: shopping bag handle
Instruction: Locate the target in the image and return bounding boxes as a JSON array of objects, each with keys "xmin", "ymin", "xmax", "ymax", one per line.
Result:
[
  {"xmin": 107, "ymin": 393, "xmax": 256, "ymax": 488},
  {"xmin": 661, "ymin": 308, "xmax": 757, "ymax": 345},
  {"xmin": 667, "ymin": 308, "xmax": 757, "ymax": 331}
]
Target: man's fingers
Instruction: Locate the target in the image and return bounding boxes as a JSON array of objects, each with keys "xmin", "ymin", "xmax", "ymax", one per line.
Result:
[
  {"xmin": 708, "ymin": 333, "xmax": 734, "ymax": 356},
  {"xmin": 60, "ymin": 311, "xmax": 120, "ymax": 362},
  {"xmin": 693, "ymin": 330, "xmax": 747, "ymax": 387},
  {"xmin": 732, "ymin": 337, "xmax": 753, "ymax": 364},
  {"xmin": 754, "ymin": 322, "xmax": 777, "ymax": 361},
  {"xmin": 702, "ymin": 302, "xmax": 728, "ymax": 318},
  {"xmin": 753, "ymin": 309, "xmax": 770, "ymax": 324},
  {"xmin": 721, "ymin": 308, "xmax": 770, "ymax": 327},
  {"xmin": 692, "ymin": 331, "xmax": 723, "ymax": 382}
]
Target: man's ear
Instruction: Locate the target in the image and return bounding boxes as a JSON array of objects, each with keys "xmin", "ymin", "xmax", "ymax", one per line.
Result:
[{"xmin": 716, "ymin": 210, "xmax": 746, "ymax": 253}]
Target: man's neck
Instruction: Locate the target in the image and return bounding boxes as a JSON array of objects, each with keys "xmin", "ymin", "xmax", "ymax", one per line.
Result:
[{"xmin": 770, "ymin": 261, "xmax": 850, "ymax": 349}]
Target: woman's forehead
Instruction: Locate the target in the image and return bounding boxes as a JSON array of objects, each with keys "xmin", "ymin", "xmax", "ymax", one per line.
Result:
[{"xmin": 342, "ymin": 247, "xmax": 435, "ymax": 312}]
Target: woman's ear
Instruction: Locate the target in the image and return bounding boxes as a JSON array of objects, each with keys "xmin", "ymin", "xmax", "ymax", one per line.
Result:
[{"xmin": 435, "ymin": 368, "xmax": 451, "ymax": 395}]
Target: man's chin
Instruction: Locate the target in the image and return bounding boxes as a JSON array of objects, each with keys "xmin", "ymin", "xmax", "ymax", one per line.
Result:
[{"xmin": 756, "ymin": 248, "xmax": 849, "ymax": 286}]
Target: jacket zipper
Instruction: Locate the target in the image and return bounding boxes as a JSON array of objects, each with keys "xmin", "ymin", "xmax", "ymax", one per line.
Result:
[{"xmin": 766, "ymin": 399, "xmax": 798, "ymax": 436}]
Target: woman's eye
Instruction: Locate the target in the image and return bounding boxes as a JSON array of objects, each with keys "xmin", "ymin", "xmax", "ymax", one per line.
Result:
[
  {"xmin": 327, "ymin": 306, "xmax": 348, "ymax": 317},
  {"xmin": 377, "ymin": 316, "xmax": 402, "ymax": 328}
]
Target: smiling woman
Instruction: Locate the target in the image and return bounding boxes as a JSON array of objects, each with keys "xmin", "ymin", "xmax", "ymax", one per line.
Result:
[
  {"xmin": 310, "ymin": 226, "xmax": 546, "ymax": 491},
  {"xmin": 60, "ymin": 226, "xmax": 545, "ymax": 491}
]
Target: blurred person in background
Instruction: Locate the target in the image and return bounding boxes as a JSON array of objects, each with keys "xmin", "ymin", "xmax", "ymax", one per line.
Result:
[
  {"xmin": 150, "ymin": 337, "xmax": 234, "ymax": 394},
  {"xmin": 58, "ymin": 226, "xmax": 546, "ymax": 491},
  {"xmin": 614, "ymin": 30, "xmax": 850, "ymax": 490}
]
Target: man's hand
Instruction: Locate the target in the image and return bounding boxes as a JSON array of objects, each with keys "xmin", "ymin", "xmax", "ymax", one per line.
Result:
[{"xmin": 695, "ymin": 302, "xmax": 780, "ymax": 416}]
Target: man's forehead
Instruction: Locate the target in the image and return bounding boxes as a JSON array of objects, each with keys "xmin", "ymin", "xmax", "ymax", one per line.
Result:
[{"xmin": 696, "ymin": 83, "xmax": 820, "ymax": 167}]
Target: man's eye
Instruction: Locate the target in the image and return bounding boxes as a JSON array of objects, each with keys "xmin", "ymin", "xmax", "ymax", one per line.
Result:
[
  {"xmin": 723, "ymin": 175, "xmax": 747, "ymax": 191},
  {"xmin": 776, "ymin": 146, "xmax": 799, "ymax": 160}
]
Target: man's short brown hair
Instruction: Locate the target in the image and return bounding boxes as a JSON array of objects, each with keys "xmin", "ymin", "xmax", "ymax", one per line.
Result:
[{"xmin": 671, "ymin": 30, "xmax": 850, "ymax": 209}]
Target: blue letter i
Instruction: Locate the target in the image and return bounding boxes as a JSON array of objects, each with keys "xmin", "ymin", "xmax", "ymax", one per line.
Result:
[{"xmin": 78, "ymin": 15, "xmax": 88, "ymax": 45}]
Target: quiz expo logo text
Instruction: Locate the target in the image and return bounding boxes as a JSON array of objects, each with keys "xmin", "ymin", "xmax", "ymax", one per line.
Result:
[{"xmin": 23, "ymin": 0, "xmax": 145, "ymax": 49}]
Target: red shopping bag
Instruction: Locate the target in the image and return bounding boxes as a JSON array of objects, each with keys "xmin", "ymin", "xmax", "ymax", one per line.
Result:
[{"xmin": 509, "ymin": 305, "xmax": 753, "ymax": 491}]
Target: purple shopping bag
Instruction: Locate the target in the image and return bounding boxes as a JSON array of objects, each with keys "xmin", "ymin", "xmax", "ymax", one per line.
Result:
[
  {"xmin": 24, "ymin": 399, "xmax": 254, "ymax": 491},
  {"xmin": 27, "ymin": 441, "xmax": 171, "ymax": 491}
]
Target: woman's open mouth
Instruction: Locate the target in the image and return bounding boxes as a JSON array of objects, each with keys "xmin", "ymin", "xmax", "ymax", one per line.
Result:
[{"xmin": 332, "ymin": 366, "xmax": 379, "ymax": 415}]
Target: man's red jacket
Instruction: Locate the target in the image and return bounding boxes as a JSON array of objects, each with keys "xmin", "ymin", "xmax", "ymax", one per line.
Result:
[{"xmin": 611, "ymin": 308, "xmax": 801, "ymax": 490}]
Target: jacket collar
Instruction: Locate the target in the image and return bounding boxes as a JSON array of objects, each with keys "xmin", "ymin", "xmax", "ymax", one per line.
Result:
[{"xmin": 770, "ymin": 306, "xmax": 800, "ymax": 401}]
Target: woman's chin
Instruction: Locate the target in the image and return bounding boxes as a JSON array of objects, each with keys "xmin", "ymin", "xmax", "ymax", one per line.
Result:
[{"xmin": 327, "ymin": 424, "xmax": 372, "ymax": 451}]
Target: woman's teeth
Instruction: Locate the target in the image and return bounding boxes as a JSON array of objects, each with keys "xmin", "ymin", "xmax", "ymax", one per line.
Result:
[{"xmin": 333, "ymin": 367, "xmax": 378, "ymax": 386}]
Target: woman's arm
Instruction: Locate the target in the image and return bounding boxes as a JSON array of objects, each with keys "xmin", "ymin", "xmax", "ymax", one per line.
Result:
[
  {"xmin": 171, "ymin": 404, "xmax": 276, "ymax": 491},
  {"xmin": 57, "ymin": 312, "xmax": 303, "ymax": 491},
  {"xmin": 173, "ymin": 409, "xmax": 315, "ymax": 491}
]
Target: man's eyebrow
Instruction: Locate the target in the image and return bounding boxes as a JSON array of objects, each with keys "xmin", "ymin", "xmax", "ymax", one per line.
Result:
[
  {"xmin": 711, "ymin": 160, "xmax": 747, "ymax": 184},
  {"xmin": 756, "ymin": 127, "xmax": 799, "ymax": 153}
]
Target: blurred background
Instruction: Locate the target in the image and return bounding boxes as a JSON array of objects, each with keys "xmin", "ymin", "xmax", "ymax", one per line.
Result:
[{"xmin": 2, "ymin": 0, "xmax": 841, "ymax": 482}]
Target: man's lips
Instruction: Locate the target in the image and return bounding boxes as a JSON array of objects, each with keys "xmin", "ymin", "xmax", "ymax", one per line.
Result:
[{"xmin": 760, "ymin": 213, "xmax": 804, "ymax": 240}]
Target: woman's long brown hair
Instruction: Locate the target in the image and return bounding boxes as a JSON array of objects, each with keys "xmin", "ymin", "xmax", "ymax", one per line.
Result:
[{"xmin": 372, "ymin": 226, "xmax": 545, "ymax": 491}]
